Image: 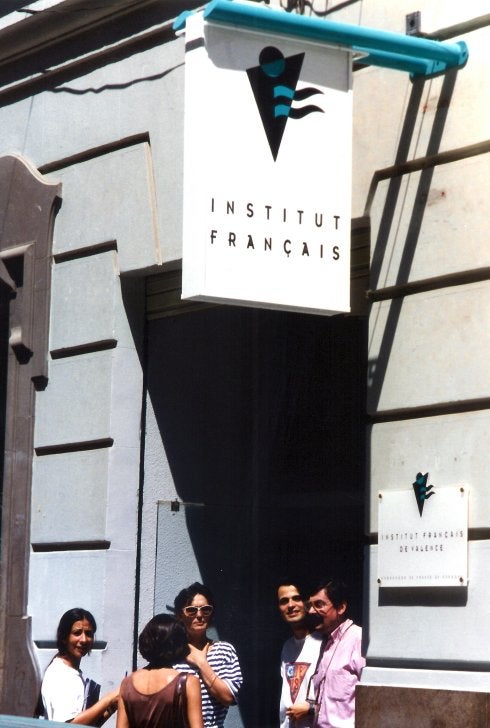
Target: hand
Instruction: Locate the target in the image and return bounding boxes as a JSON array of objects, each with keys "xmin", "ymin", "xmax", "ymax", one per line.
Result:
[
  {"xmin": 104, "ymin": 689, "xmax": 120, "ymax": 718},
  {"xmin": 186, "ymin": 642, "xmax": 209, "ymax": 670},
  {"xmin": 286, "ymin": 701, "xmax": 310, "ymax": 721}
]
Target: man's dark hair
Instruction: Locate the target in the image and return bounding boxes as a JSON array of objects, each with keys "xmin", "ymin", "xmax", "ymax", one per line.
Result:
[
  {"xmin": 56, "ymin": 607, "xmax": 97, "ymax": 653},
  {"xmin": 276, "ymin": 576, "xmax": 305, "ymax": 597},
  {"xmin": 139, "ymin": 614, "xmax": 190, "ymax": 667},
  {"xmin": 310, "ymin": 578, "xmax": 351, "ymax": 611}
]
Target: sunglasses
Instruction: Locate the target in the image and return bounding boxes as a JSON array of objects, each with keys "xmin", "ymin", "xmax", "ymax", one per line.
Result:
[
  {"xmin": 278, "ymin": 594, "xmax": 303, "ymax": 606},
  {"xmin": 182, "ymin": 605, "xmax": 214, "ymax": 617}
]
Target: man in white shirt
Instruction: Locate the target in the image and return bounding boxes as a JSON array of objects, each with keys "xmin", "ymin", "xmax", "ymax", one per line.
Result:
[{"xmin": 278, "ymin": 579, "xmax": 323, "ymax": 728}]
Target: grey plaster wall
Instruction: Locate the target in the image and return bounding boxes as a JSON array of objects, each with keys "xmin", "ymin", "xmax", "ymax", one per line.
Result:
[
  {"xmin": 0, "ymin": 15, "xmax": 190, "ymax": 700},
  {"xmin": 351, "ymin": 8, "xmax": 489, "ymax": 219},
  {"xmin": 368, "ymin": 281, "xmax": 490, "ymax": 411},
  {"xmin": 2, "ymin": 37, "xmax": 186, "ymax": 270},
  {"xmin": 347, "ymin": 0, "xmax": 490, "ymax": 695},
  {"xmin": 370, "ymin": 156, "xmax": 489, "ymax": 285}
]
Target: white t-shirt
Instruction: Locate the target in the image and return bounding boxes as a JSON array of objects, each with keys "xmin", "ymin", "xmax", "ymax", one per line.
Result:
[
  {"xmin": 279, "ymin": 631, "xmax": 323, "ymax": 728},
  {"xmin": 41, "ymin": 657, "xmax": 87, "ymax": 722}
]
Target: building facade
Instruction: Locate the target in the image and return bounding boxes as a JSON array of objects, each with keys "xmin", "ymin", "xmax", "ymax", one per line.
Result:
[
  {"xmin": 0, "ymin": 0, "xmax": 488, "ymax": 726},
  {"xmin": 352, "ymin": 2, "xmax": 490, "ymax": 725}
]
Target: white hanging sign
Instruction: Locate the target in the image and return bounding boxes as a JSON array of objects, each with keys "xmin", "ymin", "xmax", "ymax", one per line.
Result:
[{"xmin": 180, "ymin": 8, "xmax": 353, "ymax": 315}]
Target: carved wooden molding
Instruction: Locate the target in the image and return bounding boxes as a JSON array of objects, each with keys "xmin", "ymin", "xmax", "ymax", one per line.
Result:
[{"xmin": 0, "ymin": 154, "xmax": 61, "ymax": 715}]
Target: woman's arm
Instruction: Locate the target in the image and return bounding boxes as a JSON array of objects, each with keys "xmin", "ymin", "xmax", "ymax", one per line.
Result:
[
  {"xmin": 186, "ymin": 645, "xmax": 234, "ymax": 706},
  {"xmin": 186, "ymin": 675, "xmax": 204, "ymax": 728},
  {"xmin": 70, "ymin": 688, "xmax": 119, "ymax": 726},
  {"xmin": 115, "ymin": 692, "xmax": 129, "ymax": 728}
]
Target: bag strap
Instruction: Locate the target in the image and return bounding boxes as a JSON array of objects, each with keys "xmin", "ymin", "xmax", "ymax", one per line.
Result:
[
  {"xmin": 177, "ymin": 672, "xmax": 188, "ymax": 711},
  {"xmin": 172, "ymin": 673, "xmax": 189, "ymax": 727}
]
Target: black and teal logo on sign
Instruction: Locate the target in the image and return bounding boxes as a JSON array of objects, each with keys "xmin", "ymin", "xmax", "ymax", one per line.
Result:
[
  {"xmin": 247, "ymin": 47, "xmax": 324, "ymax": 161},
  {"xmin": 412, "ymin": 472, "xmax": 435, "ymax": 516}
]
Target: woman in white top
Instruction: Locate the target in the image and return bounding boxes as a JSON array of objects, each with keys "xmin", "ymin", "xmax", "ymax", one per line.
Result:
[{"xmin": 41, "ymin": 607, "xmax": 119, "ymax": 725}]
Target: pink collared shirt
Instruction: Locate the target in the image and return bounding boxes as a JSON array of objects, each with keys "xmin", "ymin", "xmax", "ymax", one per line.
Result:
[{"xmin": 312, "ymin": 619, "xmax": 365, "ymax": 728}]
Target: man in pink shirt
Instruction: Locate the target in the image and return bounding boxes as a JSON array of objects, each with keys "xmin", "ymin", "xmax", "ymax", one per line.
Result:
[{"xmin": 306, "ymin": 579, "xmax": 365, "ymax": 728}]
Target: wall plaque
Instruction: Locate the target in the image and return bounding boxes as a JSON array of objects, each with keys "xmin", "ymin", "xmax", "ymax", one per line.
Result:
[{"xmin": 377, "ymin": 476, "xmax": 468, "ymax": 587}]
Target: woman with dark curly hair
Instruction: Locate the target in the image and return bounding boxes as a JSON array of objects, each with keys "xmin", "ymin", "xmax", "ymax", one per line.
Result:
[
  {"xmin": 173, "ymin": 583, "xmax": 242, "ymax": 728},
  {"xmin": 117, "ymin": 614, "xmax": 203, "ymax": 728},
  {"xmin": 40, "ymin": 607, "xmax": 119, "ymax": 724}
]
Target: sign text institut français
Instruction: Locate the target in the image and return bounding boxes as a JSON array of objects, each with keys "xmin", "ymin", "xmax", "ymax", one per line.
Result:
[{"xmin": 179, "ymin": 6, "xmax": 353, "ymax": 315}]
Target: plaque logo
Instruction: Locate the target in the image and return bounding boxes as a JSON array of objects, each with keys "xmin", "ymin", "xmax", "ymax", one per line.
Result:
[{"xmin": 412, "ymin": 471, "xmax": 435, "ymax": 516}]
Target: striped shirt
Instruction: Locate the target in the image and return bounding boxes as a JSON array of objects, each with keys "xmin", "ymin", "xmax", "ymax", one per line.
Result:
[{"xmin": 174, "ymin": 641, "xmax": 242, "ymax": 728}]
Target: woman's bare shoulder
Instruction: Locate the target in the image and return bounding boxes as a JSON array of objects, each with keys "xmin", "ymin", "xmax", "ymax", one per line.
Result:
[{"xmin": 129, "ymin": 667, "xmax": 180, "ymax": 694}]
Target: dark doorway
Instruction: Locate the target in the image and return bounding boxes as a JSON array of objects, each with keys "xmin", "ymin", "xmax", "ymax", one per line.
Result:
[{"xmin": 146, "ymin": 306, "xmax": 366, "ymax": 727}]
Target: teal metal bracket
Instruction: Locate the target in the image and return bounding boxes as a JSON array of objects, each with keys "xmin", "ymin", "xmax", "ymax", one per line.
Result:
[{"xmin": 174, "ymin": 0, "xmax": 468, "ymax": 78}]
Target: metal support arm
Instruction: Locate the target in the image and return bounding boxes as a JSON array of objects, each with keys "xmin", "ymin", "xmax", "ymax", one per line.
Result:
[{"xmin": 175, "ymin": 0, "xmax": 469, "ymax": 77}]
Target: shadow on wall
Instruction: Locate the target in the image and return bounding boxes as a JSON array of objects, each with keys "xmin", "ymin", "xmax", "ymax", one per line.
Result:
[
  {"xmin": 363, "ymin": 67, "xmax": 461, "ymax": 679},
  {"xmin": 146, "ymin": 306, "xmax": 366, "ymax": 727},
  {"xmin": 367, "ymin": 69, "xmax": 459, "ymax": 412}
]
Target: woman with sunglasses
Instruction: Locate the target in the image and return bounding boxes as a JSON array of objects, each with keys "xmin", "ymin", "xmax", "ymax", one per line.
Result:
[{"xmin": 173, "ymin": 582, "xmax": 243, "ymax": 728}]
